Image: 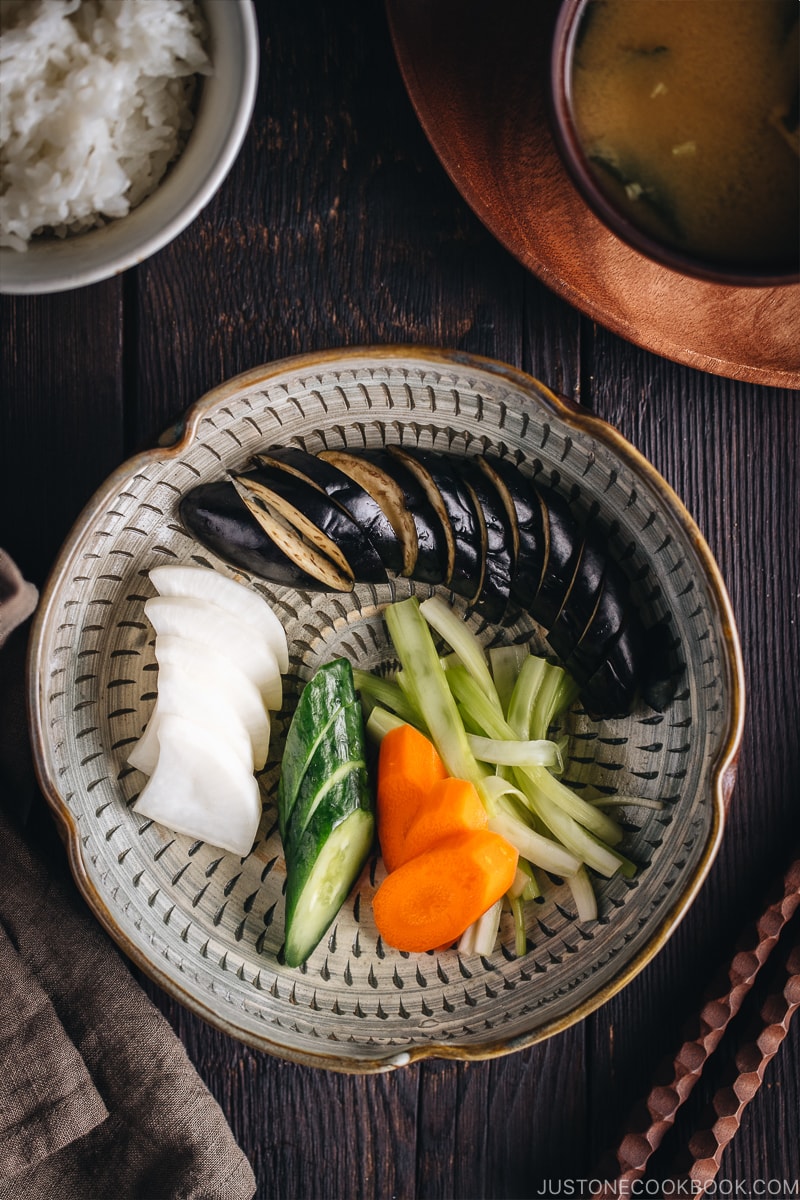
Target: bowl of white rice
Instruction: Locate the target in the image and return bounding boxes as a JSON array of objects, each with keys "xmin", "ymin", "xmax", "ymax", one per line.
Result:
[{"xmin": 0, "ymin": 0, "xmax": 258, "ymax": 294}]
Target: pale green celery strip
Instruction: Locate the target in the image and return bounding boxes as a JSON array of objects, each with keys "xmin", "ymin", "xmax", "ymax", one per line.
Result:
[
  {"xmin": 584, "ymin": 831, "xmax": 637, "ymax": 878},
  {"xmin": 448, "ymin": 664, "xmax": 625, "ymax": 860},
  {"xmin": 457, "ymin": 921, "xmax": 476, "ymax": 956},
  {"xmin": 506, "ymin": 654, "xmax": 547, "ymax": 738},
  {"xmin": 455, "ymin": 701, "xmax": 487, "ymax": 738},
  {"xmin": 384, "ymin": 598, "xmax": 488, "ymax": 799},
  {"xmin": 470, "ymin": 899, "xmax": 503, "ymax": 956},
  {"xmin": 521, "ymin": 765, "xmax": 623, "ymax": 846},
  {"xmin": 509, "ymin": 865, "xmax": 531, "ymax": 899},
  {"xmin": 489, "ymin": 645, "xmax": 529, "ymax": 716},
  {"xmin": 463, "ymin": 699, "xmax": 623, "ymax": 842},
  {"xmin": 513, "ymin": 857, "xmax": 542, "ymax": 901},
  {"xmin": 446, "ymin": 663, "xmax": 514, "ymax": 741},
  {"xmin": 589, "ymin": 795, "xmax": 665, "ymax": 810},
  {"xmin": 530, "ymin": 663, "xmax": 575, "ymax": 740},
  {"xmin": 352, "ymin": 669, "xmax": 422, "ymax": 728},
  {"xmin": 466, "ymin": 733, "xmax": 562, "ymax": 770},
  {"xmin": 419, "ymin": 595, "xmax": 503, "ymax": 714},
  {"xmin": 567, "ymin": 865, "xmax": 598, "ymax": 923},
  {"xmin": 522, "ymin": 870, "xmax": 541, "ymax": 903},
  {"xmin": 539, "ymin": 807, "xmax": 622, "ymax": 878},
  {"xmin": 511, "ymin": 773, "xmax": 623, "ymax": 877},
  {"xmin": 489, "ymin": 808, "xmax": 581, "ymax": 877},
  {"xmin": 509, "ymin": 894, "xmax": 527, "ymax": 957},
  {"xmin": 365, "ymin": 705, "xmax": 407, "ymax": 743}
]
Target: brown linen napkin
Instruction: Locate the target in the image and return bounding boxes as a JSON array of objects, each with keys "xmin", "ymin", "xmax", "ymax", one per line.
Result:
[
  {"xmin": 0, "ymin": 551, "xmax": 256, "ymax": 1200},
  {"xmin": 0, "ymin": 918, "xmax": 109, "ymax": 1175},
  {"xmin": 0, "ymin": 803, "xmax": 257, "ymax": 1200},
  {"xmin": 0, "ymin": 550, "xmax": 37, "ymax": 650}
]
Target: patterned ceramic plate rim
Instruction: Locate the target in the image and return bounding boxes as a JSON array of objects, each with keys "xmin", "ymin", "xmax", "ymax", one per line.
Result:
[{"xmin": 27, "ymin": 347, "xmax": 745, "ymax": 1072}]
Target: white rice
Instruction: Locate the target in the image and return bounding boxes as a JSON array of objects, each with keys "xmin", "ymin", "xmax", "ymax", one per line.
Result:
[{"xmin": 0, "ymin": 0, "xmax": 210, "ymax": 251}]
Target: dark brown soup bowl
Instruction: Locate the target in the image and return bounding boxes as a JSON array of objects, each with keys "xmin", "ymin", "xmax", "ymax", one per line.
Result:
[{"xmin": 550, "ymin": 0, "xmax": 800, "ymax": 288}]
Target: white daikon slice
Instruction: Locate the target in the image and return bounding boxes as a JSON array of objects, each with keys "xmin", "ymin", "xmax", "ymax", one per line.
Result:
[
  {"xmin": 144, "ymin": 595, "xmax": 282, "ymax": 711},
  {"xmin": 133, "ymin": 713, "xmax": 263, "ymax": 857},
  {"xmin": 149, "ymin": 637, "xmax": 272, "ymax": 768},
  {"xmin": 128, "ymin": 663, "xmax": 259, "ymax": 776},
  {"xmin": 149, "ymin": 565, "xmax": 289, "ymax": 673}
]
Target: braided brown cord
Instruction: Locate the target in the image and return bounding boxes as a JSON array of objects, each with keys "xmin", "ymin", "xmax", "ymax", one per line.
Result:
[
  {"xmin": 678, "ymin": 935, "xmax": 800, "ymax": 1193},
  {"xmin": 597, "ymin": 856, "xmax": 800, "ymax": 1194}
]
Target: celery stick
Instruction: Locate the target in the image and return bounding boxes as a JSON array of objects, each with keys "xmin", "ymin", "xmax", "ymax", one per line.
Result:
[
  {"xmin": 352, "ymin": 669, "xmax": 423, "ymax": 728},
  {"xmin": 489, "ymin": 645, "xmax": 528, "ymax": 716},
  {"xmin": 446, "ymin": 663, "xmax": 514, "ymax": 741},
  {"xmin": 383, "ymin": 598, "xmax": 486, "ymax": 793},
  {"xmin": 511, "ymin": 857, "xmax": 541, "ymax": 901},
  {"xmin": 419, "ymin": 595, "xmax": 503, "ymax": 714},
  {"xmin": 520, "ymin": 765, "xmax": 623, "ymax": 846},
  {"xmin": 514, "ymin": 786, "xmax": 622, "ymax": 877},
  {"xmin": 470, "ymin": 899, "xmax": 503, "ymax": 956},
  {"xmin": 467, "ymin": 733, "xmax": 562, "ymax": 771},
  {"xmin": 509, "ymin": 865, "xmax": 532, "ymax": 900},
  {"xmin": 589, "ymin": 795, "xmax": 665, "ymax": 811},
  {"xmin": 507, "ymin": 654, "xmax": 547, "ymax": 738},
  {"xmin": 567, "ymin": 865, "xmax": 598, "ymax": 923},
  {"xmin": 530, "ymin": 663, "xmax": 571, "ymax": 740},
  {"xmin": 522, "ymin": 868, "xmax": 541, "ymax": 903},
  {"xmin": 457, "ymin": 922, "xmax": 476, "ymax": 956},
  {"xmin": 366, "ymin": 705, "xmax": 408, "ymax": 743},
  {"xmin": 488, "ymin": 809, "xmax": 581, "ymax": 877},
  {"xmin": 509, "ymin": 894, "xmax": 527, "ymax": 957}
]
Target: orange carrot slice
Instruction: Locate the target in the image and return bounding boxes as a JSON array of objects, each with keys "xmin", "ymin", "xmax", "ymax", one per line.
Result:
[
  {"xmin": 372, "ymin": 829, "xmax": 519, "ymax": 952},
  {"xmin": 377, "ymin": 723, "xmax": 447, "ymax": 872},
  {"xmin": 392, "ymin": 776, "xmax": 488, "ymax": 869}
]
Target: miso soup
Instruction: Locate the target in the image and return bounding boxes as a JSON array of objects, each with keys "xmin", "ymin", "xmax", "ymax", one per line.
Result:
[{"xmin": 570, "ymin": 0, "xmax": 799, "ymax": 274}]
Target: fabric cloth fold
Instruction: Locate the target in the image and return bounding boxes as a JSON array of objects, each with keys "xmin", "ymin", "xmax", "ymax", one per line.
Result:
[
  {"xmin": 0, "ymin": 803, "xmax": 257, "ymax": 1200},
  {"xmin": 0, "ymin": 921, "xmax": 109, "ymax": 1176}
]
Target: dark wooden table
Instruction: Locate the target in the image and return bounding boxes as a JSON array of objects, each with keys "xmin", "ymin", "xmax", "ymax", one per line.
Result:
[{"xmin": 2, "ymin": 1, "xmax": 798, "ymax": 1196}]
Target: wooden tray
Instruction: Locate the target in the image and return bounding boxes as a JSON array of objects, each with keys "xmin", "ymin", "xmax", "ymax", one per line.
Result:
[{"xmin": 386, "ymin": 0, "xmax": 800, "ymax": 390}]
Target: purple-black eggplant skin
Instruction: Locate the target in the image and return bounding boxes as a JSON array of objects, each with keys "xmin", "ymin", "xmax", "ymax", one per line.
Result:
[
  {"xmin": 257, "ymin": 448, "xmax": 406, "ymax": 575},
  {"xmin": 529, "ymin": 485, "xmax": 583, "ymax": 629},
  {"xmin": 241, "ymin": 464, "xmax": 387, "ymax": 584},
  {"xmin": 565, "ymin": 559, "xmax": 630, "ymax": 683},
  {"xmin": 641, "ymin": 618, "xmax": 683, "ymax": 711},
  {"xmin": 391, "ymin": 447, "xmax": 483, "ymax": 602},
  {"xmin": 546, "ymin": 532, "xmax": 608, "ymax": 665},
  {"xmin": 455, "ymin": 456, "xmax": 514, "ymax": 621},
  {"xmin": 182, "ymin": 446, "xmax": 677, "ymax": 720},
  {"xmin": 179, "ymin": 480, "xmax": 325, "ymax": 589},
  {"xmin": 358, "ymin": 449, "xmax": 449, "ymax": 586},
  {"xmin": 478, "ymin": 455, "xmax": 546, "ymax": 609}
]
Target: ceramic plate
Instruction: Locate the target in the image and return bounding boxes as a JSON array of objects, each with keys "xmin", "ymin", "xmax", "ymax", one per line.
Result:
[
  {"xmin": 28, "ymin": 348, "xmax": 744, "ymax": 1072},
  {"xmin": 385, "ymin": 0, "xmax": 800, "ymax": 389}
]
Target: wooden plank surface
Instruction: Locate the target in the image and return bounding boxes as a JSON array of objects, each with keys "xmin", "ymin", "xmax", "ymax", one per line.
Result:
[{"xmin": 1, "ymin": 0, "xmax": 798, "ymax": 1196}]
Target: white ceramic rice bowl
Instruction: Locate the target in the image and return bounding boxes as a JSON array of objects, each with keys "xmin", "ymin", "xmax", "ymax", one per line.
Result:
[{"xmin": 0, "ymin": 0, "xmax": 258, "ymax": 295}]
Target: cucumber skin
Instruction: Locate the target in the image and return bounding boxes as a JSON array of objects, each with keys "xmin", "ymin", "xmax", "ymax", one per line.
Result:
[
  {"xmin": 277, "ymin": 658, "xmax": 355, "ymax": 838},
  {"xmin": 279, "ymin": 658, "xmax": 375, "ymax": 966},
  {"xmin": 283, "ymin": 808, "xmax": 374, "ymax": 968},
  {"xmin": 284, "ymin": 701, "xmax": 366, "ymax": 844},
  {"xmin": 283, "ymin": 767, "xmax": 374, "ymax": 966}
]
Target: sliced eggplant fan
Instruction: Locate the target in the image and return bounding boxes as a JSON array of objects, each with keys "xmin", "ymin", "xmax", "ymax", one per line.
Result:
[
  {"xmin": 389, "ymin": 447, "xmax": 483, "ymax": 601},
  {"xmin": 233, "ymin": 465, "xmax": 386, "ymax": 584},
  {"xmin": 180, "ymin": 448, "xmax": 679, "ymax": 717},
  {"xmin": 328, "ymin": 449, "xmax": 449, "ymax": 586},
  {"xmin": 256, "ymin": 448, "xmax": 407, "ymax": 575},
  {"xmin": 179, "ymin": 480, "xmax": 334, "ymax": 591}
]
